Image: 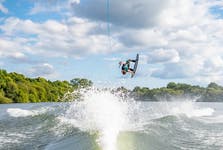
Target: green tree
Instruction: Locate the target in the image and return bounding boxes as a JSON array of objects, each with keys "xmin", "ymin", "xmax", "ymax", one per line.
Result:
[
  {"xmin": 0, "ymin": 94, "xmax": 12, "ymax": 103},
  {"xmin": 15, "ymin": 89, "xmax": 29, "ymax": 103},
  {"xmin": 167, "ymin": 82, "xmax": 177, "ymax": 89},
  {"xmin": 70, "ymin": 78, "xmax": 93, "ymax": 88},
  {"xmin": 4, "ymin": 81, "xmax": 18, "ymax": 101},
  {"xmin": 208, "ymin": 82, "xmax": 223, "ymax": 89}
]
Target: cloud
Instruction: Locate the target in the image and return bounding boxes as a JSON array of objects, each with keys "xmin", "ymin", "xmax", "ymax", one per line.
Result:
[
  {"xmin": 202, "ymin": 56, "xmax": 223, "ymax": 76},
  {"xmin": 168, "ymin": 26, "xmax": 207, "ymax": 43},
  {"xmin": 7, "ymin": 52, "xmax": 28, "ymax": 62},
  {"xmin": 0, "ymin": 38, "xmax": 25, "ymax": 56},
  {"xmin": 0, "ymin": 35, "xmax": 39, "ymax": 64},
  {"xmin": 147, "ymin": 49, "xmax": 180, "ymax": 64},
  {"xmin": 0, "ymin": 0, "xmax": 8, "ymax": 14},
  {"xmin": 29, "ymin": 0, "xmax": 80, "ymax": 14},
  {"xmin": 0, "ymin": 17, "xmax": 120, "ymax": 59},
  {"xmin": 1, "ymin": 0, "xmax": 223, "ymax": 84},
  {"xmin": 151, "ymin": 55, "xmax": 223, "ymax": 82},
  {"xmin": 71, "ymin": 0, "xmax": 170, "ymax": 28},
  {"xmin": 152, "ymin": 64, "xmax": 186, "ymax": 79},
  {"xmin": 31, "ymin": 0, "xmax": 211, "ymax": 29},
  {"xmin": 29, "ymin": 63, "xmax": 56, "ymax": 78},
  {"xmin": 118, "ymin": 29, "xmax": 168, "ymax": 48}
]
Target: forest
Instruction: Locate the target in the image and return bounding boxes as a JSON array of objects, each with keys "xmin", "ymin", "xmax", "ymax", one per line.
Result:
[
  {"xmin": 0, "ymin": 69, "xmax": 223, "ymax": 103},
  {"xmin": 0, "ymin": 69, "xmax": 92, "ymax": 103},
  {"xmin": 131, "ymin": 82, "xmax": 223, "ymax": 102}
]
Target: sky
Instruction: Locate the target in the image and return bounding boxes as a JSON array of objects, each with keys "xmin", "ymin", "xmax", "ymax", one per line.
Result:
[{"xmin": 0, "ymin": 0, "xmax": 223, "ymax": 88}]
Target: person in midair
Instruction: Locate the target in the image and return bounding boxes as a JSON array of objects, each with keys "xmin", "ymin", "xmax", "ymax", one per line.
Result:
[{"xmin": 119, "ymin": 59, "xmax": 136, "ymax": 76}]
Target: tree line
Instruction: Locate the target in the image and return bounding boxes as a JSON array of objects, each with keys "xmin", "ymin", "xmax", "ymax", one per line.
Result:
[
  {"xmin": 0, "ymin": 69, "xmax": 92, "ymax": 103},
  {"xmin": 0, "ymin": 69, "xmax": 223, "ymax": 103},
  {"xmin": 131, "ymin": 82, "xmax": 223, "ymax": 102}
]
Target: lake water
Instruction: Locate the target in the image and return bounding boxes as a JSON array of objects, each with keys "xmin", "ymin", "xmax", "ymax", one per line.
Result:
[{"xmin": 0, "ymin": 90, "xmax": 223, "ymax": 150}]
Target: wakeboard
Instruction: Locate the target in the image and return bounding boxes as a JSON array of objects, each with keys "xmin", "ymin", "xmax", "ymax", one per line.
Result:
[{"xmin": 131, "ymin": 54, "xmax": 139, "ymax": 78}]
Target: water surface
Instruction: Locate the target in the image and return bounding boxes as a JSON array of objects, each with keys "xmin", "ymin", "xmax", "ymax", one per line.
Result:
[{"xmin": 0, "ymin": 90, "xmax": 223, "ymax": 150}]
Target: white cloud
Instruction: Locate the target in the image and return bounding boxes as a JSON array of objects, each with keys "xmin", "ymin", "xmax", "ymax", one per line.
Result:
[
  {"xmin": 30, "ymin": 0, "xmax": 66, "ymax": 15},
  {"xmin": 1, "ymin": 0, "xmax": 223, "ymax": 84},
  {"xmin": 71, "ymin": 0, "xmax": 170, "ymax": 28},
  {"xmin": 0, "ymin": 17, "xmax": 120, "ymax": 59},
  {"xmin": 168, "ymin": 26, "xmax": 208, "ymax": 43},
  {"xmin": 137, "ymin": 54, "xmax": 148, "ymax": 65},
  {"xmin": 158, "ymin": 0, "xmax": 210, "ymax": 28},
  {"xmin": 7, "ymin": 52, "xmax": 27, "ymax": 61},
  {"xmin": 151, "ymin": 55, "xmax": 223, "ymax": 84},
  {"xmin": 202, "ymin": 56, "xmax": 223, "ymax": 76},
  {"xmin": 0, "ymin": 1, "xmax": 8, "ymax": 14},
  {"xmin": 0, "ymin": 35, "xmax": 37, "ymax": 64},
  {"xmin": 118, "ymin": 29, "xmax": 168, "ymax": 48},
  {"xmin": 195, "ymin": 75, "xmax": 223, "ymax": 86},
  {"xmin": 29, "ymin": 0, "xmax": 80, "ymax": 15},
  {"xmin": 29, "ymin": 63, "xmax": 56, "ymax": 78},
  {"xmin": 147, "ymin": 49, "xmax": 180, "ymax": 64},
  {"xmin": 0, "ymin": 38, "xmax": 26, "ymax": 56}
]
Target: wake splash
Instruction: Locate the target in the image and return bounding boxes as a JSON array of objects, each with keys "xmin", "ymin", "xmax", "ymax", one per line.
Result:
[
  {"xmin": 57, "ymin": 89, "xmax": 216, "ymax": 150},
  {"xmin": 7, "ymin": 108, "xmax": 38, "ymax": 117},
  {"xmin": 7, "ymin": 107, "xmax": 52, "ymax": 117},
  {"xmin": 59, "ymin": 89, "xmax": 131, "ymax": 150},
  {"xmin": 170, "ymin": 101, "xmax": 214, "ymax": 118},
  {"xmin": 2, "ymin": 88, "xmax": 221, "ymax": 150}
]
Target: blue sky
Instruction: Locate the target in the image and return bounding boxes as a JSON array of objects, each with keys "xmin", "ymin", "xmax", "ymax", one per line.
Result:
[{"xmin": 0, "ymin": 0, "xmax": 223, "ymax": 88}]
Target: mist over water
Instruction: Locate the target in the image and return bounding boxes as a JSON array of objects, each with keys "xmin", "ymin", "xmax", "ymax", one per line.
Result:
[
  {"xmin": 60, "ymin": 89, "xmax": 130, "ymax": 150},
  {"xmin": 1, "ymin": 88, "xmax": 223, "ymax": 150}
]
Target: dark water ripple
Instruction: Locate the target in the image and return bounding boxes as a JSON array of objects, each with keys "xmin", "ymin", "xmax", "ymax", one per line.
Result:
[{"xmin": 0, "ymin": 102, "xmax": 223, "ymax": 150}]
